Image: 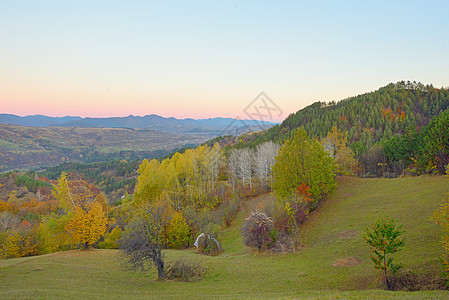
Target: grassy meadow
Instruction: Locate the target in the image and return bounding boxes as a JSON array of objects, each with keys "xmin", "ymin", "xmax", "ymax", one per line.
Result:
[{"xmin": 1, "ymin": 176, "xmax": 449, "ymax": 299}]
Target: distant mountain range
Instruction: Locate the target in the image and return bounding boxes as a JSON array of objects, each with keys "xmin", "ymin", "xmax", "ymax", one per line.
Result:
[
  {"xmin": 0, "ymin": 114, "xmax": 277, "ymax": 135},
  {"xmin": 0, "ymin": 114, "xmax": 277, "ymax": 171},
  {"xmin": 0, "ymin": 114, "xmax": 82, "ymax": 127}
]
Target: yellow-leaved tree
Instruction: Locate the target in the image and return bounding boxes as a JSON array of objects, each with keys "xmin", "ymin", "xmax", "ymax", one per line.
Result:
[
  {"xmin": 52, "ymin": 173, "xmax": 108, "ymax": 250},
  {"xmin": 65, "ymin": 202, "xmax": 107, "ymax": 250},
  {"xmin": 134, "ymin": 159, "xmax": 164, "ymax": 206}
]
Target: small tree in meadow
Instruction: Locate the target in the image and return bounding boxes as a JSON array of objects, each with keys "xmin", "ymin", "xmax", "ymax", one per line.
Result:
[
  {"xmin": 364, "ymin": 217, "xmax": 405, "ymax": 290},
  {"xmin": 119, "ymin": 203, "xmax": 170, "ymax": 279}
]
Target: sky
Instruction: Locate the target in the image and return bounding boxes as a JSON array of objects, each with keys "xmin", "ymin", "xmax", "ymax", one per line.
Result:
[{"xmin": 1, "ymin": 1, "xmax": 449, "ymax": 122}]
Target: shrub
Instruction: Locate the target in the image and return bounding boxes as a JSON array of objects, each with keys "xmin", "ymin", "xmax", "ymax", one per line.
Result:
[
  {"xmin": 273, "ymin": 211, "xmax": 290, "ymax": 234},
  {"xmin": 269, "ymin": 232, "xmax": 299, "ymax": 254},
  {"xmin": 98, "ymin": 226, "xmax": 122, "ymax": 249},
  {"xmin": 431, "ymin": 190, "xmax": 449, "ymax": 277},
  {"xmin": 242, "ymin": 211, "xmax": 274, "ymax": 251},
  {"xmin": 386, "ymin": 269, "xmax": 448, "ymax": 291},
  {"xmin": 266, "ymin": 195, "xmax": 309, "ymax": 235},
  {"xmin": 165, "ymin": 257, "xmax": 206, "ymax": 282},
  {"xmin": 282, "ymin": 200, "xmax": 309, "ymax": 233}
]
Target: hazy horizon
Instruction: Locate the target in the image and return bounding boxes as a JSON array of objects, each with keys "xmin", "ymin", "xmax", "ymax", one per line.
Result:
[{"xmin": 1, "ymin": 112, "xmax": 283, "ymax": 122}]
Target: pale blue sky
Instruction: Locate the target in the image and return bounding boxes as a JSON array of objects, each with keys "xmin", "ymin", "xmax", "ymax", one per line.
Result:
[{"xmin": 1, "ymin": 1, "xmax": 448, "ymax": 121}]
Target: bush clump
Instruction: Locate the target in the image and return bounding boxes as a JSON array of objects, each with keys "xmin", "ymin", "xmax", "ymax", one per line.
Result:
[
  {"xmin": 269, "ymin": 232, "xmax": 298, "ymax": 254},
  {"xmin": 0, "ymin": 229, "xmax": 41, "ymax": 258},
  {"xmin": 98, "ymin": 226, "xmax": 122, "ymax": 249},
  {"xmin": 165, "ymin": 257, "xmax": 206, "ymax": 282},
  {"xmin": 387, "ymin": 269, "xmax": 449, "ymax": 291}
]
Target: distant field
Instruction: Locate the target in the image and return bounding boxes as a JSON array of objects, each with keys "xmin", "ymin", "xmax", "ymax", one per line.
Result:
[
  {"xmin": 1, "ymin": 176, "xmax": 449, "ymax": 299},
  {"xmin": 0, "ymin": 124, "xmax": 210, "ymax": 171}
]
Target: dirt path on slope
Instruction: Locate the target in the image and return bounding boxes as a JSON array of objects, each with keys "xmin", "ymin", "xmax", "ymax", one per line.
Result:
[{"xmin": 240, "ymin": 192, "xmax": 275, "ymax": 217}]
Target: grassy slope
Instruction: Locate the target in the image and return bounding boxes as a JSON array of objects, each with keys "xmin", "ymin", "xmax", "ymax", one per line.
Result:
[{"xmin": 1, "ymin": 176, "xmax": 449, "ymax": 299}]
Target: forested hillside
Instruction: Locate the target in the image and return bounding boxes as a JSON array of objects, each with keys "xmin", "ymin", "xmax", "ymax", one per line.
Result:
[
  {"xmin": 38, "ymin": 160, "xmax": 140, "ymax": 204},
  {"xmin": 211, "ymin": 81, "xmax": 449, "ymax": 176},
  {"xmin": 231, "ymin": 81, "xmax": 449, "ymax": 153}
]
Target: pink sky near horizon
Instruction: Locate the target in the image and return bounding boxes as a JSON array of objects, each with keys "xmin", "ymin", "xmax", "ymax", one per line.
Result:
[
  {"xmin": 1, "ymin": 87, "xmax": 290, "ymax": 121},
  {"xmin": 0, "ymin": 82, "xmax": 379, "ymax": 122}
]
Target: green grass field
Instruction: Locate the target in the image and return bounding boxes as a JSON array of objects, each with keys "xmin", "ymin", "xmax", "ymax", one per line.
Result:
[{"xmin": 1, "ymin": 176, "xmax": 449, "ymax": 299}]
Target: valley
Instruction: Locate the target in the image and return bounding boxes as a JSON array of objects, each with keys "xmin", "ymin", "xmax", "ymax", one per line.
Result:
[{"xmin": 0, "ymin": 124, "xmax": 211, "ymax": 171}]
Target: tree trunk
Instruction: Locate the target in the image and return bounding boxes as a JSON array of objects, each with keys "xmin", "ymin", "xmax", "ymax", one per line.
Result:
[
  {"xmin": 84, "ymin": 242, "xmax": 89, "ymax": 250},
  {"xmin": 156, "ymin": 259, "xmax": 165, "ymax": 279},
  {"xmin": 383, "ymin": 251, "xmax": 389, "ymax": 290}
]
